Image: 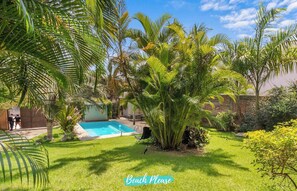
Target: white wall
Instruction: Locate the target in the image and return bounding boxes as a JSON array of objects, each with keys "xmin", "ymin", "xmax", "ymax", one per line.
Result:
[
  {"xmin": 123, "ymin": 103, "xmax": 143, "ymax": 117},
  {"xmin": 84, "ymin": 105, "xmax": 108, "ymax": 121},
  {"xmin": 8, "ymin": 107, "xmax": 20, "ymax": 116}
]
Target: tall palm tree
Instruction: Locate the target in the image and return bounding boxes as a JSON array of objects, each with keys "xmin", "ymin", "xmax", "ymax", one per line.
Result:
[
  {"xmin": 106, "ymin": 0, "xmax": 130, "ymax": 118},
  {"xmin": 0, "ymin": 0, "xmax": 116, "ymax": 186},
  {"xmin": 233, "ymin": 5, "xmax": 297, "ymax": 112}
]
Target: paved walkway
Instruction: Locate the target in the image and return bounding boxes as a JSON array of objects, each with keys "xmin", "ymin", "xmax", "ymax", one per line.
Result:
[
  {"xmin": 9, "ymin": 127, "xmax": 47, "ymax": 139},
  {"xmin": 114, "ymin": 117, "xmax": 148, "ymax": 134}
]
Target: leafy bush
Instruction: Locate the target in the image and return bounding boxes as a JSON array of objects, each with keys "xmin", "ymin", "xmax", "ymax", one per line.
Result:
[
  {"xmin": 214, "ymin": 111, "xmax": 238, "ymax": 131},
  {"xmin": 182, "ymin": 127, "xmax": 209, "ymax": 148},
  {"xmin": 259, "ymin": 86, "xmax": 297, "ymax": 131},
  {"xmin": 245, "ymin": 119, "xmax": 297, "ymax": 190},
  {"xmin": 241, "ymin": 84, "xmax": 297, "ymax": 131},
  {"xmin": 239, "ymin": 112, "xmax": 258, "ymax": 132},
  {"xmin": 56, "ymin": 105, "xmax": 81, "ymax": 141}
]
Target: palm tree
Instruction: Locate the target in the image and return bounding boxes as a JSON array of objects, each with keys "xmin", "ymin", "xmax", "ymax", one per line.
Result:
[
  {"xmin": 0, "ymin": 131, "xmax": 49, "ymax": 187},
  {"xmin": 221, "ymin": 41, "xmax": 251, "ymax": 122},
  {"xmin": 233, "ymin": 5, "xmax": 297, "ymax": 112},
  {"xmin": 126, "ymin": 13, "xmax": 174, "ymax": 55},
  {"xmin": 105, "ymin": 0, "xmax": 130, "ymax": 118},
  {"xmin": 0, "ymin": 0, "xmax": 116, "ymax": 186},
  {"xmin": 0, "ymin": 0, "xmax": 117, "ymax": 140},
  {"xmin": 126, "ymin": 22, "xmax": 245, "ymax": 149}
]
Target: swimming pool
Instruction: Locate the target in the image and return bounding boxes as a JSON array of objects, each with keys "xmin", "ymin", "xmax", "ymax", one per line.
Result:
[{"xmin": 79, "ymin": 121, "xmax": 136, "ymax": 137}]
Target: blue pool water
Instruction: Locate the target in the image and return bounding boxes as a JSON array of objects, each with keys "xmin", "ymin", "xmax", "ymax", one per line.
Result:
[{"xmin": 79, "ymin": 121, "xmax": 135, "ymax": 137}]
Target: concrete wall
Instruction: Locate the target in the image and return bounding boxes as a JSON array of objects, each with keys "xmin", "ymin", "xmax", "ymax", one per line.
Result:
[
  {"xmin": 84, "ymin": 105, "xmax": 108, "ymax": 121},
  {"xmin": 204, "ymin": 95, "xmax": 265, "ymax": 115},
  {"xmin": 122, "ymin": 95, "xmax": 261, "ymax": 118}
]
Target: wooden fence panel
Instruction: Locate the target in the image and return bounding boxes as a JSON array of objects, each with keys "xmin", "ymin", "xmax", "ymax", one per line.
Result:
[
  {"xmin": 0, "ymin": 110, "xmax": 8, "ymax": 130},
  {"xmin": 20, "ymin": 108, "xmax": 46, "ymax": 128}
]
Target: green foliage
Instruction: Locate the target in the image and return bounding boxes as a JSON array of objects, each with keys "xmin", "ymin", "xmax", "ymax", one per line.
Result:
[
  {"xmin": 245, "ymin": 120, "xmax": 297, "ymax": 190},
  {"xmin": 56, "ymin": 105, "xmax": 81, "ymax": 141},
  {"xmin": 223, "ymin": 5, "xmax": 297, "ymax": 112},
  {"xmin": 239, "ymin": 112, "xmax": 258, "ymax": 132},
  {"xmin": 240, "ymin": 84, "xmax": 297, "ymax": 131},
  {"xmin": 215, "ymin": 111, "xmax": 238, "ymax": 132},
  {"xmin": 0, "ymin": 131, "xmax": 49, "ymax": 187},
  {"xmin": 183, "ymin": 127, "xmax": 209, "ymax": 148},
  {"xmin": 258, "ymin": 86, "xmax": 297, "ymax": 131},
  {"xmin": 126, "ymin": 20, "xmax": 246, "ymax": 149}
]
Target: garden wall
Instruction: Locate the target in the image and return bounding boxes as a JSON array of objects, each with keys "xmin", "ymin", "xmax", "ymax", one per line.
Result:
[
  {"xmin": 20, "ymin": 108, "xmax": 47, "ymax": 128},
  {"xmin": 205, "ymin": 95, "xmax": 266, "ymax": 115}
]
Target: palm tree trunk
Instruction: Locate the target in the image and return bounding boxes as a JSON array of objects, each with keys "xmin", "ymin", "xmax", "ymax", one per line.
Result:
[
  {"xmin": 255, "ymin": 84, "xmax": 261, "ymax": 129},
  {"xmin": 47, "ymin": 120, "xmax": 53, "ymax": 140}
]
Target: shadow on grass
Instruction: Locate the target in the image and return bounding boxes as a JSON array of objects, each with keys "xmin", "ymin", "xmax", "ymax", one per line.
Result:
[{"xmin": 50, "ymin": 142, "xmax": 249, "ymax": 177}]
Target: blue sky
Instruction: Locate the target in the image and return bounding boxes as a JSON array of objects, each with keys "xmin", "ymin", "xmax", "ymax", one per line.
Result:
[{"xmin": 126, "ymin": 0, "xmax": 297, "ymax": 40}]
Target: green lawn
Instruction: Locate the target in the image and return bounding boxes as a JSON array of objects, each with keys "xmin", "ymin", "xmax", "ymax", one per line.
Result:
[{"xmin": 3, "ymin": 129, "xmax": 278, "ymax": 191}]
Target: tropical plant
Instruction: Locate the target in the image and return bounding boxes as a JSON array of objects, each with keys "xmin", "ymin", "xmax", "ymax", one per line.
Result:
[
  {"xmin": 221, "ymin": 41, "xmax": 252, "ymax": 122},
  {"xmin": 0, "ymin": 131, "xmax": 49, "ymax": 187},
  {"xmin": 56, "ymin": 105, "xmax": 81, "ymax": 141},
  {"xmin": 105, "ymin": 0, "xmax": 130, "ymax": 118},
  {"xmin": 126, "ymin": 13, "xmax": 174, "ymax": 55},
  {"xmin": 245, "ymin": 119, "xmax": 297, "ymax": 190},
  {"xmin": 0, "ymin": 0, "xmax": 117, "ymax": 139},
  {"xmin": 215, "ymin": 111, "xmax": 238, "ymax": 132},
  {"xmin": 125, "ymin": 21, "xmax": 245, "ymax": 149},
  {"xmin": 231, "ymin": 5, "xmax": 297, "ymax": 113}
]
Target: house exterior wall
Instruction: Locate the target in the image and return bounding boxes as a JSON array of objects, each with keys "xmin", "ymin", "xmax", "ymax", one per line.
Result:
[
  {"xmin": 84, "ymin": 105, "xmax": 108, "ymax": 121},
  {"xmin": 122, "ymin": 103, "xmax": 143, "ymax": 117}
]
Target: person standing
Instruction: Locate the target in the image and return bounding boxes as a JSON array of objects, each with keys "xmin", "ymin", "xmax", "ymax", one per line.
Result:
[
  {"xmin": 15, "ymin": 114, "xmax": 21, "ymax": 129},
  {"xmin": 8, "ymin": 114, "xmax": 14, "ymax": 131}
]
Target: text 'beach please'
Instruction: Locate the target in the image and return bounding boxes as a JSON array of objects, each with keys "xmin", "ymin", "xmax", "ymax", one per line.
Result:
[{"xmin": 124, "ymin": 173, "xmax": 174, "ymax": 186}]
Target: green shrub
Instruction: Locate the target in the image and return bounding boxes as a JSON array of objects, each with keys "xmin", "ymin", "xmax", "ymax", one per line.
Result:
[
  {"xmin": 241, "ymin": 84, "xmax": 297, "ymax": 131},
  {"xmin": 245, "ymin": 119, "xmax": 297, "ymax": 190},
  {"xmin": 182, "ymin": 127, "xmax": 209, "ymax": 148},
  {"xmin": 56, "ymin": 105, "xmax": 81, "ymax": 141},
  {"xmin": 239, "ymin": 112, "xmax": 258, "ymax": 132},
  {"xmin": 215, "ymin": 111, "xmax": 238, "ymax": 132}
]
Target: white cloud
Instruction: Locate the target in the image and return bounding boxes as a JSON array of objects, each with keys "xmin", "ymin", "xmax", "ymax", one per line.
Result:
[
  {"xmin": 201, "ymin": 0, "xmax": 234, "ymax": 11},
  {"xmin": 169, "ymin": 0, "xmax": 186, "ymax": 9},
  {"xmin": 267, "ymin": 2, "xmax": 277, "ymax": 10},
  {"xmin": 265, "ymin": 28, "xmax": 279, "ymax": 34},
  {"xmin": 220, "ymin": 8, "xmax": 257, "ymax": 28},
  {"xmin": 278, "ymin": 19, "xmax": 295, "ymax": 27},
  {"xmin": 287, "ymin": 1, "xmax": 297, "ymax": 13},
  {"xmin": 229, "ymin": 0, "xmax": 245, "ymax": 4},
  {"xmin": 237, "ymin": 33, "xmax": 252, "ymax": 39}
]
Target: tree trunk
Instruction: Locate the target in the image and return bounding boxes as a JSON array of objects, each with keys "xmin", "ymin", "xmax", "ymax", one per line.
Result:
[
  {"xmin": 255, "ymin": 88, "xmax": 260, "ymax": 112},
  {"xmin": 236, "ymin": 95, "xmax": 243, "ymax": 124},
  {"xmin": 47, "ymin": 120, "xmax": 53, "ymax": 141},
  {"xmin": 133, "ymin": 109, "xmax": 135, "ymax": 125},
  {"xmin": 255, "ymin": 85, "xmax": 262, "ymax": 129}
]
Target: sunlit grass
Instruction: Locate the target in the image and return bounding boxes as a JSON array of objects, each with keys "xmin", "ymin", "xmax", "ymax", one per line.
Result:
[{"xmin": 2, "ymin": 129, "xmax": 279, "ymax": 191}]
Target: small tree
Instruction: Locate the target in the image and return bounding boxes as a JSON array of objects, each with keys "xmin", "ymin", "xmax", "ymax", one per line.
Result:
[
  {"xmin": 230, "ymin": 5, "xmax": 297, "ymax": 113},
  {"xmin": 245, "ymin": 120, "xmax": 297, "ymax": 189},
  {"xmin": 56, "ymin": 105, "xmax": 81, "ymax": 141}
]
